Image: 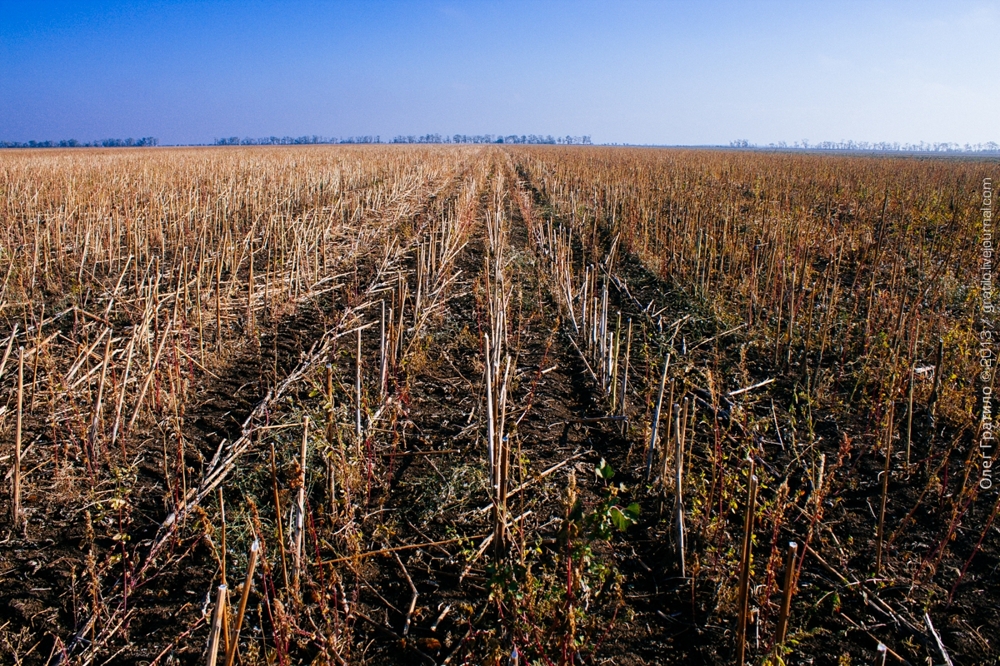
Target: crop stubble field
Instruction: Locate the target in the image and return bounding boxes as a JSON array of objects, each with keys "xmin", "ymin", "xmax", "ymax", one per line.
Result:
[{"xmin": 0, "ymin": 145, "xmax": 995, "ymax": 665}]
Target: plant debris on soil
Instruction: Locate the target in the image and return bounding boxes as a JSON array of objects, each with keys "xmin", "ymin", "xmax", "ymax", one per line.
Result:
[{"xmin": 0, "ymin": 145, "xmax": 996, "ymax": 666}]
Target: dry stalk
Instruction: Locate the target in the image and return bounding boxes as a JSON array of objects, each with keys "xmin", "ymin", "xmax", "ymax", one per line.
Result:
[
  {"xmin": 127, "ymin": 320, "xmax": 172, "ymax": 431},
  {"xmin": 355, "ymin": 328, "xmax": 363, "ymax": 439},
  {"xmin": 774, "ymin": 541, "xmax": 798, "ymax": 648},
  {"xmin": 12, "ymin": 347, "xmax": 24, "ymax": 528},
  {"xmin": 395, "ymin": 553, "xmax": 418, "ymax": 636},
  {"xmin": 206, "ymin": 584, "xmax": 228, "ymax": 666},
  {"xmin": 88, "ymin": 334, "xmax": 114, "ymax": 460},
  {"xmin": 270, "ymin": 442, "xmax": 290, "ymax": 591},
  {"xmin": 876, "ymin": 401, "xmax": 894, "ymax": 575},
  {"xmin": 736, "ymin": 472, "xmax": 759, "ymax": 666},
  {"xmin": 294, "ymin": 416, "xmax": 309, "ymax": 591},
  {"xmin": 645, "ymin": 352, "xmax": 671, "ymax": 480},
  {"xmin": 224, "ymin": 539, "xmax": 260, "ymax": 666},
  {"xmin": 674, "ymin": 402, "xmax": 686, "ymax": 577}
]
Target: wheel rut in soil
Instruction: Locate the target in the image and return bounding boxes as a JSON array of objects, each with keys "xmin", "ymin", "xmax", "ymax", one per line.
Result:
[
  {"xmin": 351, "ymin": 159, "xmax": 659, "ymax": 664},
  {"xmin": 0, "ymin": 166, "xmax": 474, "ymax": 665}
]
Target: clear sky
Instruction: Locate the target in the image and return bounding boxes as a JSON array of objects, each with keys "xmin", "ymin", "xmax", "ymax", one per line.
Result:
[{"xmin": 1, "ymin": 1, "xmax": 996, "ymax": 146}]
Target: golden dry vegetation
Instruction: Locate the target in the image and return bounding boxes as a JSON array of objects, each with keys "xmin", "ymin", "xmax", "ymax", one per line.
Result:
[{"xmin": 0, "ymin": 145, "xmax": 995, "ymax": 666}]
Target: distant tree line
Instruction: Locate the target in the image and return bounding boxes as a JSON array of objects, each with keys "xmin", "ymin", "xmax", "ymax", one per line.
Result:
[
  {"xmin": 214, "ymin": 135, "xmax": 377, "ymax": 145},
  {"xmin": 730, "ymin": 139, "xmax": 1000, "ymax": 153},
  {"xmin": 391, "ymin": 134, "xmax": 592, "ymax": 145},
  {"xmin": 0, "ymin": 137, "xmax": 158, "ymax": 148},
  {"xmin": 214, "ymin": 134, "xmax": 592, "ymax": 146}
]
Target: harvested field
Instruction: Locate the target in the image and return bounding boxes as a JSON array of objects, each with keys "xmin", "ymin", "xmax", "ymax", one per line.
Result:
[{"xmin": 0, "ymin": 145, "xmax": 996, "ymax": 665}]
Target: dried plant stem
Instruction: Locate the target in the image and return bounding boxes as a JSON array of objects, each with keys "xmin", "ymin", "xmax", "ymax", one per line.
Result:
[
  {"xmin": 395, "ymin": 553, "xmax": 418, "ymax": 636},
  {"xmin": 270, "ymin": 442, "xmax": 290, "ymax": 591},
  {"xmin": 494, "ymin": 358, "xmax": 512, "ymax": 557},
  {"xmin": 325, "ymin": 363, "xmax": 335, "ymax": 444},
  {"xmin": 876, "ymin": 402, "xmax": 895, "ymax": 575},
  {"xmin": 905, "ymin": 364, "xmax": 915, "ymax": 467},
  {"xmin": 127, "ymin": 320, "xmax": 172, "ymax": 431},
  {"xmin": 610, "ymin": 312, "xmax": 621, "ymax": 405},
  {"xmin": 355, "ymin": 328, "xmax": 363, "ymax": 439},
  {"xmin": 379, "ymin": 299, "xmax": 387, "ymax": 397},
  {"xmin": 206, "ymin": 584, "xmax": 228, "ymax": 666},
  {"xmin": 775, "ymin": 541, "xmax": 798, "ymax": 648},
  {"xmin": 12, "ymin": 347, "xmax": 24, "ymax": 528},
  {"xmin": 485, "ymin": 333, "xmax": 496, "ymax": 491},
  {"xmin": 645, "ymin": 352, "xmax": 671, "ymax": 480},
  {"xmin": 736, "ymin": 472, "xmax": 758, "ymax": 666},
  {"xmin": 89, "ymin": 334, "xmax": 113, "ymax": 460},
  {"xmin": 111, "ymin": 338, "xmax": 136, "ymax": 452},
  {"xmin": 0, "ymin": 324, "xmax": 18, "ymax": 380},
  {"xmin": 659, "ymin": 384, "xmax": 677, "ymax": 485},
  {"xmin": 905, "ymin": 319, "xmax": 920, "ymax": 467},
  {"xmin": 924, "ymin": 612, "xmax": 954, "ymax": 666},
  {"xmin": 224, "ymin": 539, "xmax": 260, "ymax": 666},
  {"xmin": 929, "ymin": 338, "xmax": 944, "ymax": 417},
  {"xmin": 215, "ymin": 257, "xmax": 223, "ymax": 347},
  {"xmin": 619, "ymin": 318, "xmax": 632, "ymax": 419},
  {"xmin": 218, "ymin": 488, "xmax": 227, "ymax": 586},
  {"xmin": 294, "ymin": 416, "xmax": 309, "ymax": 590},
  {"xmin": 674, "ymin": 402, "xmax": 686, "ymax": 577}
]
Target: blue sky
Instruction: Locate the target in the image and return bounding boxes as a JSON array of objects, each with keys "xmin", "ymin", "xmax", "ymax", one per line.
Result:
[{"xmin": 1, "ymin": 1, "xmax": 996, "ymax": 145}]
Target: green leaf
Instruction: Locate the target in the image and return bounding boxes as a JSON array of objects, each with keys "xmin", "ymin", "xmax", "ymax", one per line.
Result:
[
  {"xmin": 625, "ymin": 502, "xmax": 640, "ymax": 519},
  {"xmin": 609, "ymin": 507, "xmax": 630, "ymax": 531},
  {"xmin": 597, "ymin": 458, "xmax": 615, "ymax": 480}
]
